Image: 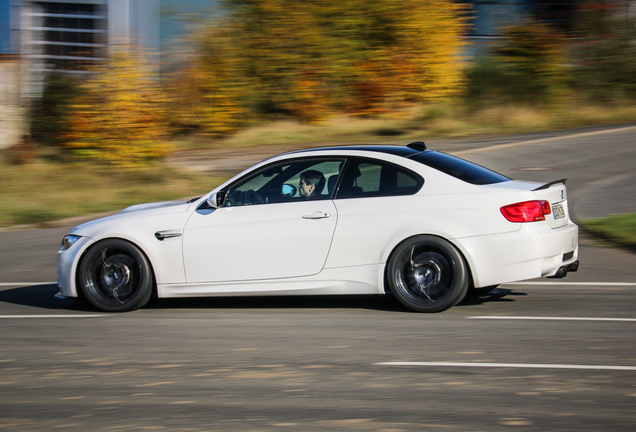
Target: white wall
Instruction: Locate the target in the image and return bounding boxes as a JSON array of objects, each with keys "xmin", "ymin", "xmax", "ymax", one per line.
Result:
[{"xmin": 0, "ymin": 58, "xmax": 26, "ymax": 149}]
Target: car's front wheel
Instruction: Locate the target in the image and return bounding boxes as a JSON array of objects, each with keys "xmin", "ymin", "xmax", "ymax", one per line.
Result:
[
  {"xmin": 386, "ymin": 235, "xmax": 469, "ymax": 313},
  {"xmin": 78, "ymin": 239, "xmax": 154, "ymax": 312}
]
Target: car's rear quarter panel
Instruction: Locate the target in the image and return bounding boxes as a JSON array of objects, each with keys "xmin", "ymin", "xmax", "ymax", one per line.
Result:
[{"xmin": 326, "ymin": 164, "xmax": 578, "ymax": 290}]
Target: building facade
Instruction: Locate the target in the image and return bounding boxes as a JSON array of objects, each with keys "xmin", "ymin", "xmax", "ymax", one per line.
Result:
[
  {"xmin": 1, "ymin": 0, "xmax": 216, "ymax": 148},
  {"xmin": 1, "ymin": 0, "xmax": 214, "ymax": 97}
]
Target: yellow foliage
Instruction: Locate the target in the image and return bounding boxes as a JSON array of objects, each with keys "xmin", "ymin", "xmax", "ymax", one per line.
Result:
[
  {"xmin": 64, "ymin": 50, "xmax": 172, "ymax": 168},
  {"xmin": 168, "ymin": 62, "xmax": 246, "ymax": 136},
  {"xmin": 181, "ymin": 0, "xmax": 470, "ymax": 126}
]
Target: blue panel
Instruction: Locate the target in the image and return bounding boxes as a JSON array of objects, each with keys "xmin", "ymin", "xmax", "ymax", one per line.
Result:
[
  {"xmin": 159, "ymin": 0, "xmax": 219, "ymax": 51},
  {"xmin": 467, "ymin": 1, "xmax": 529, "ymax": 37},
  {"xmin": 0, "ymin": 0, "xmax": 10, "ymax": 54}
]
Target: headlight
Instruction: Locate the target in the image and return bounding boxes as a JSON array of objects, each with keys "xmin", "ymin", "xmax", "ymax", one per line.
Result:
[{"xmin": 60, "ymin": 235, "xmax": 82, "ymax": 251}]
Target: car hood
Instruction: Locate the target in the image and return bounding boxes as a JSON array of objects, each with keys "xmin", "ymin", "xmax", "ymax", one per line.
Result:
[
  {"xmin": 70, "ymin": 200, "xmax": 192, "ymax": 238},
  {"xmin": 121, "ymin": 200, "xmax": 187, "ymax": 213}
]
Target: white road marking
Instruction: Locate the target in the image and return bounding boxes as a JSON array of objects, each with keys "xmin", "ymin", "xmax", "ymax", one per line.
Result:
[
  {"xmin": 0, "ymin": 315, "xmax": 108, "ymax": 319},
  {"xmin": 4, "ymin": 281, "xmax": 635, "ymax": 288},
  {"xmin": 375, "ymin": 362, "xmax": 636, "ymax": 371},
  {"xmin": 0, "ymin": 282, "xmax": 56, "ymax": 287},
  {"xmin": 468, "ymin": 316, "xmax": 636, "ymax": 322}
]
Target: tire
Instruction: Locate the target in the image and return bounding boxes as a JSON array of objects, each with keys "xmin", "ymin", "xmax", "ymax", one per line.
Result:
[
  {"xmin": 78, "ymin": 239, "xmax": 154, "ymax": 312},
  {"xmin": 386, "ymin": 235, "xmax": 469, "ymax": 313}
]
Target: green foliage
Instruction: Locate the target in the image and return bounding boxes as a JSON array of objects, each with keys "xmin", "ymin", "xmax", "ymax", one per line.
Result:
[
  {"xmin": 29, "ymin": 72, "xmax": 79, "ymax": 148},
  {"xmin": 464, "ymin": 19, "xmax": 569, "ymax": 106},
  {"xmin": 569, "ymin": 6, "xmax": 636, "ymax": 102},
  {"xmin": 463, "ymin": 57, "xmax": 510, "ymax": 104},
  {"xmin": 580, "ymin": 214, "xmax": 636, "ymax": 250}
]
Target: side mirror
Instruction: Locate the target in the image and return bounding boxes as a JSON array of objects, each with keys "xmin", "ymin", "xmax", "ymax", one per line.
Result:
[
  {"xmin": 206, "ymin": 192, "xmax": 221, "ymax": 209},
  {"xmin": 282, "ymin": 184, "xmax": 297, "ymax": 198}
]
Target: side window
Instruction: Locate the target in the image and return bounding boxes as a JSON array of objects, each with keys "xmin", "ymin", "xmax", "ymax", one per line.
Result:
[
  {"xmin": 336, "ymin": 158, "xmax": 423, "ymax": 199},
  {"xmin": 222, "ymin": 158, "xmax": 344, "ymax": 207}
]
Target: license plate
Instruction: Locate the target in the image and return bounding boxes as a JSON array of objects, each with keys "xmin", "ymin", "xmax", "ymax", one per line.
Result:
[{"xmin": 552, "ymin": 203, "xmax": 565, "ymax": 219}]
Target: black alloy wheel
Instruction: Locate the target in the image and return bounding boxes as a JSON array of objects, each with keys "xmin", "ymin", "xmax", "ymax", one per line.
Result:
[
  {"xmin": 78, "ymin": 239, "xmax": 154, "ymax": 312},
  {"xmin": 387, "ymin": 235, "xmax": 469, "ymax": 313}
]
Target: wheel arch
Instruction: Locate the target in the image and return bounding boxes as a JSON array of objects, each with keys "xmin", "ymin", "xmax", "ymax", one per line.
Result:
[
  {"xmin": 382, "ymin": 233, "xmax": 475, "ymax": 293},
  {"xmin": 75, "ymin": 236, "xmax": 158, "ymax": 300},
  {"xmin": 383, "ymin": 233, "xmax": 472, "ymax": 312}
]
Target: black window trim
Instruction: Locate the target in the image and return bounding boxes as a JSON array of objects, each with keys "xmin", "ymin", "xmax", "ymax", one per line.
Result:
[{"xmin": 333, "ymin": 156, "xmax": 424, "ymax": 200}]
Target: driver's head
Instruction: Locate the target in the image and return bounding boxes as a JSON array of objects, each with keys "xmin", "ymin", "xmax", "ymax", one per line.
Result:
[{"xmin": 299, "ymin": 170, "xmax": 324, "ymax": 198}]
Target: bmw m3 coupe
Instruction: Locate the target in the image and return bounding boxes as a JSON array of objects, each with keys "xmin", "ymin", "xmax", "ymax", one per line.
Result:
[{"xmin": 57, "ymin": 142, "xmax": 579, "ymax": 312}]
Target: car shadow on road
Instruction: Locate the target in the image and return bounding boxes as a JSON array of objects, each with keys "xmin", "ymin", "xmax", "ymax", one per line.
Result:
[
  {"xmin": 146, "ymin": 288, "xmax": 526, "ymax": 312},
  {"xmin": 145, "ymin": 294, "xmax": 408, "ymax": 312},
  {"xmin": 0, "ymin": 284, "xmax": 95, "ymax": 312},
  {"xmin": 0, "ymin": 284, "xmax": 526, "ymax": 313},
  {"xmin": 458, "ymin": 288, "xmax": 527, "ymax": 308}
]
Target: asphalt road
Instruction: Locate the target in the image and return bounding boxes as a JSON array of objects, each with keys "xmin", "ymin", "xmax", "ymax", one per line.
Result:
[{"xmin": 1, "ymin": 125, "xmax": 635, "ymax": 431}]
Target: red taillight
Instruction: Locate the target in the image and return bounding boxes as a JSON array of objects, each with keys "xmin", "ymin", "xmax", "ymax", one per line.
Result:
[{"xmin": 501, "ymin": 200, "xmax": 551, "ymax": 223}]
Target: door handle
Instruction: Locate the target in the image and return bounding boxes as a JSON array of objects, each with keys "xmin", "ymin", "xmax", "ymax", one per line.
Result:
[{"xmin": 302, "ymin": 211, "xmax": 331, "ymax": 219}]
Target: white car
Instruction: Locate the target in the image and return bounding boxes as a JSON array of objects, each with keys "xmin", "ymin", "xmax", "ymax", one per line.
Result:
[{"xmin": 57, "ymin": 142, "xmax": 579, "ymax": 313}]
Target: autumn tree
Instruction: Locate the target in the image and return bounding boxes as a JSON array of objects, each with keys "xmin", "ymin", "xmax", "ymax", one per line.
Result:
[
  {"xmin": 64, "ymin": 50, "xmax": 171, "ymax": 168},
  {"xmin": 179, "ymin": 0, "xmax": 469, "ymax": 129},
  {"xmin": 168, "ymin": 24, "xmax": 248, "ymax": 136}
]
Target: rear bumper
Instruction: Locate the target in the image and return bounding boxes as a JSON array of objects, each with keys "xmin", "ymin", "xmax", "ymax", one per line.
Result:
[
  {"xmin": 457, "ymin": 221, "xmax": 579, "ymax": 288},
  {"xmin": 548, "ymin": 259, "xmax": 580, "ymax": 278}
]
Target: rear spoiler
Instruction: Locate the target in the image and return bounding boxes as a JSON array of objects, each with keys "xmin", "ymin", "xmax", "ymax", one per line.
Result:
[{"xmin": 533, "ymin": 178, "xmax": 567, "ymax": 191}]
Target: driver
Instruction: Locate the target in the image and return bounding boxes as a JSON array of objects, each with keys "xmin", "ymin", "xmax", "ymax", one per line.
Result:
[{"xmin": 299, "ymin": 170, "xmax": 325, "ymax": 200}]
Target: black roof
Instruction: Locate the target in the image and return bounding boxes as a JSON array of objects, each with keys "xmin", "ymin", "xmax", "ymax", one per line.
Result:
[{"xmin": 287, "ymin": 143, "xmax": 510, "ymax": 185}]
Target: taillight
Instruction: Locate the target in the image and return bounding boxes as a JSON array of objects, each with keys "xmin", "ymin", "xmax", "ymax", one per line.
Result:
[{"xmin": 501, "ymin": 200, "xmax": 551, "ymax": 223}]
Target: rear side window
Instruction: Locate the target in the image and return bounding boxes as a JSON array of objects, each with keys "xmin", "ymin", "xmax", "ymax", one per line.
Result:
[
  {"xmin": 336, "ymin": 158, "xmax": 423, "ymax": 199},
  {"xmin": 411, "ymin": 151, "xmax": 510, "ymax": 185}
]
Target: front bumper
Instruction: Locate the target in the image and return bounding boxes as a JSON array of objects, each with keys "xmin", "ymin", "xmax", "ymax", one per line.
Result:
[{"xmin": 56, "ymin": 236, "xmax": 92, "ymax": 298}]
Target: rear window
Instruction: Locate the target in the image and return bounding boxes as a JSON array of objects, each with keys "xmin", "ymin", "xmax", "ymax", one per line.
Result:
[
  {"xmin": 336, "ymin": 158, "xmax": 423, "ymax": 199},
  {"xmin": 410, "ymin": 151, "xmax": 510, "ymax": 185}
]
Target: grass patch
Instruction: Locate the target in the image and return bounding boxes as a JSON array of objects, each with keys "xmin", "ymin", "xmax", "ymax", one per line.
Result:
[
  {"xmin": 0, "ymin": 157, "xmax": 227, "ymax": 228},
  {"xmin": 579, "ymin": 214, "xmax": 636, "ymax": 250},
  {"xmin": 198, "ymin": 100, "xmax": 636, "ymax": 150}
]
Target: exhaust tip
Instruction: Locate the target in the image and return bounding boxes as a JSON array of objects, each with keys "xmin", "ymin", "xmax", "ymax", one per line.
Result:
[
  {"xmin": 548, "ymin": 266, "xmax": 568, "ymax": 279},
  {"xmin": 567, "ymin": 260, "xmax": 580, "ymax": 272},
  {"xmin": 547, "ymin": 260, "xmax": 580, "ymax": 279}
]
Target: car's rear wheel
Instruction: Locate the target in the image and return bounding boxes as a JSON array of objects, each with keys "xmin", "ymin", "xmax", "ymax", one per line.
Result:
[
  {"xmin": 78, "ymin": 239, "xmax": 154, "ymax": 312},
  {"xmin": 387, "ymin": 235, "xmax": 469, "ymax": 313}
]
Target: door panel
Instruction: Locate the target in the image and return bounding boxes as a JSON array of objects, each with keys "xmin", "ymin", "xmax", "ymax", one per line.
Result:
[{"xmin": 183, "ymin": 200, "xmax": 338, "ymax": 283}]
